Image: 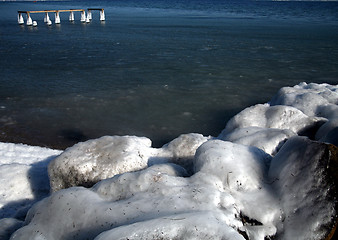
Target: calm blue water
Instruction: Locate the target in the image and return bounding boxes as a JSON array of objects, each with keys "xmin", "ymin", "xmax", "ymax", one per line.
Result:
[{"xmin": 0, "ymin": 0, "xmax": 338, "ymax": 148}]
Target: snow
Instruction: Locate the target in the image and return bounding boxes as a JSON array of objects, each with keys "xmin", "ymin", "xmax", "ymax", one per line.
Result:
[
  {"xmin": 0, "ymin": 143, "xmax": 61, "ymax": 239},
  {"xmin": 0, "ymin": 82, "xmax": 337, "ymax": 240},
  {"xmin": 0, "ymin": 142, "xmax": 61, "ymax": 219}
]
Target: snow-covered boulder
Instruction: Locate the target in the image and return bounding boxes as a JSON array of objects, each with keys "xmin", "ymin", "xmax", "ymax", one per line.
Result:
[
  {"xmin": 221, "ymin": 104, "xmax": 324, "ymax": 136},
  {"xmin": 11, "ymin": 162, "xmax": 246, "ymax": 240},
  {"xmin": 11, "ymin": 140, "xmax": 280, "ymax": 240},
  {"xmin": 194, "ymin": 140, "xmax": 272, "ymax": 192},
  {"xmin": 269, "ymin": 82, "xmax": 338, "ymax": 146},
  {"xmin": 315, "ymin": 117, "xmax": 338, "ymax": 146},
  {"xmin": 218, "ymin": 127, "xmax": 296, "ymax": 155},
  {"xmin": 48, "ymin": 136, "xmax": 155, "ymax": 192},
  {"xmin": 48, "ymin": 134, "xmax": 209, "ymax": 192},
  {"xmin": 10, "ymin": 136, "xmax": 338, "ymax": 240},
  {"xmin": 159, "ymin": 133, "xmax": 209, "ymax": 173},
  {"xmin": 219, "ymin": 82, "xmax": 338, "ymax": 153},
  {"xmin": 269, "ymin": 82, "xmax": 338, "ymax": 118}
]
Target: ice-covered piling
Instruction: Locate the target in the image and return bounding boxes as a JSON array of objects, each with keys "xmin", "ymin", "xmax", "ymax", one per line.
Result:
[
  {"xmin": 100, "ymin": 9, "xmax": 105, "ymax": 21},
  {"xmin": 87, "ymin": 10, "xmax": 92, "ymax": 21},
  {"xmin": 80, "ymin": 11, "xmax": 86, "ymax": 22},
  {"xmin": 54, "ymin": 11, "xmax": 60, "ymax": 24},
  {"xmin": 26, "ymin": 13, "xmax": 32, "ymax": 26},
  {"xmin": 17, "ymin": 13, "xmax": 24, "ymax": 25},
  {"xmin": 69, "ymin": 11, "xmax": 74, "ymax": 22},
  {"xmin": 43, "ymin": 12, "xmax": 49, "ymax": 23}
]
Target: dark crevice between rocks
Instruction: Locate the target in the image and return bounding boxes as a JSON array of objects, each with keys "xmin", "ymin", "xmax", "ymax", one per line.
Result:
[
  {"xmin": 237, "ymin": 228, "xmax": 249, "ymax": 240},
  {"xmin": 298, "ymin": 119, "xmax": 326, "ymax": 140},
  {"xmin": 237, "ymin": 212, "xmax": 276, "ymax": 240},
  {"xmin": 240, "ymin": 212, "xmax": 263, "ymax": 226}
]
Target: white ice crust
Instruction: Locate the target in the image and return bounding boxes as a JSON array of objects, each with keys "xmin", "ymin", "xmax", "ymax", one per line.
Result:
[{"xmin": 0, "ymin": 82, "xmax": 337, "ymax": 240}]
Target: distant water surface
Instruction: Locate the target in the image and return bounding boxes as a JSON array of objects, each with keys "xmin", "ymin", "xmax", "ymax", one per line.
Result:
[{"xmin": 0, "ymin": 0, "xmax": 337, "ymax": 148}]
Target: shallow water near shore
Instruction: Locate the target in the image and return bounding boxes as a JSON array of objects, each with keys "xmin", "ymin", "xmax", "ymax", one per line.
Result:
[{"xmin": 0, "ymin": 0, "xmax": 337, "ymax": 149}]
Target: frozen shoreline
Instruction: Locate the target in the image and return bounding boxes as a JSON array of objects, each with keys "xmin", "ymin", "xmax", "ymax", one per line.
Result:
[{"xmin": 0, "ymin": 82, "xmax": 337, "ymax": 240}]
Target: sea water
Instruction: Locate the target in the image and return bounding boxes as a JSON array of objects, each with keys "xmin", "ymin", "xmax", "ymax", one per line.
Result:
[{"xmin": 0, "ymin": 0, "xmax": 337, "ymax": 149}]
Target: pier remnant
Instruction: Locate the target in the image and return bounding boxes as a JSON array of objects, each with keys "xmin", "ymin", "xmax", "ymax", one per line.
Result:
[{"xmin": 17, "ymin": 8, "xmax": 104, "ymax": 26}]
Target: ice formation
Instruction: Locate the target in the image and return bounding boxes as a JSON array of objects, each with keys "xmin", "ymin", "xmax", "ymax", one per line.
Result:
[{"xmin": 0, "ymin": 82, "xmax": 337, "ymax": 240}]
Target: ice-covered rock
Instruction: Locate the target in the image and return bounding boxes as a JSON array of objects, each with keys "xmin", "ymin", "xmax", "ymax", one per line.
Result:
[
  {"xmin": 10, "ymin": 140, "xmax": 283, "ymax": 240},
  {"xmin": 316, "ymin": 119, "xmax": 338, "ymax": 146},
  {"xmin": 159, "ymin": 132, "xmax": 209, "ymax": 173},
  {"xmin": 194, "ymin": 140, "xmax": 272, "ymax": 192},
  {"xmin": 48, "ymin": 135, "xmax": 155, "ymax": 192},
  {"xmin": 269, "ymin": 82, "xmax": 338, "ymax": 146},
  {"xmin": 194, "ymin": 140, "xmax": 281, "ymax": 232},
  {"xmin": 218, "ymin": 127, "xmax": 296, "ymax": 155},
  {"xmin": 12, "ymin": 136, "xmax": 337, "ymax": 240},
  {"xmin": 219, "ymin": 82, "xmax": 338, "ymax": 154},
  {"xmin": 269, "ymin": 136, "xmax": 338, "ymax": 240},
  {"xmin": 221, "ymin": 104, "xmax": 324, "ymax": 136},
  {"xmin": 269, "ymin": 82, "xmax": 338, "ymax": 118},
  {"xmin": 48, "ymin": 133, "xmax": 209, "ymax": 192},
  {"xmin": 10, "ymin": 162, "xmax": 246, "ymax": 240}
]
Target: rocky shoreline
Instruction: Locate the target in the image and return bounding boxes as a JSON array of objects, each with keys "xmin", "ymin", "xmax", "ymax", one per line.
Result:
[{"xmin": 1, "ymin": 82, "xmax": 337, "ymax": 239}]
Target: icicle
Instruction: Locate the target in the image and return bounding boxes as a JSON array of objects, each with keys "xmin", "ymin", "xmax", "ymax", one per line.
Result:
[
  {"xmin": 69, "ymin": 11, "xmax": 74, "ymax": 21},
  {"xmin": 18, "ymin": 13, "xmax": 24, "ymax": 25},
  {"xmin": 55, "ymin": 11, "xmax": 61, "ymax": 24},
  {"xmin": 80, "ymin": 11, "xmax": 86, "ymax": 22},
  {"xmin": 26, "ymin": 13, "xmax": 33, "ymax": 26},
  {"xmin": 44, "ymin": 12, "xmax": 50, "ymax": 23},
  {"xmin": 100, "ymin": 9, "xmax": 105, "ymax": 21}
]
